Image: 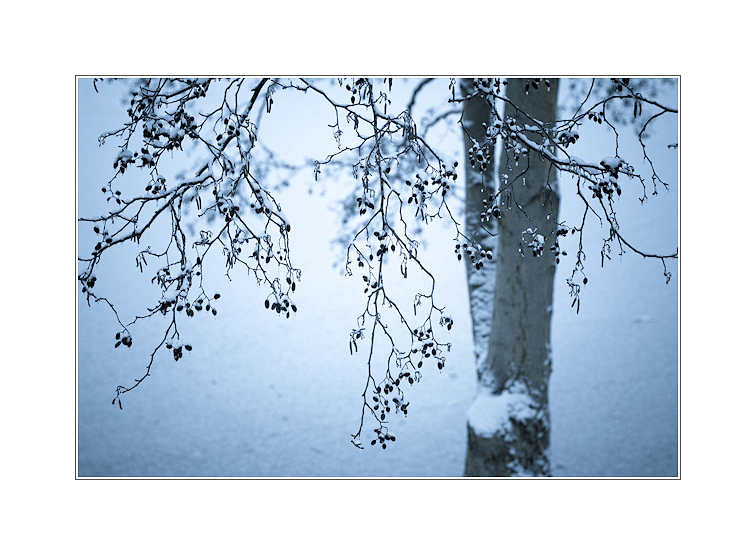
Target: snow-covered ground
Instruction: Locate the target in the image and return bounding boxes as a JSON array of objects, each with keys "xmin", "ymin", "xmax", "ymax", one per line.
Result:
[{"xmin": 77, "ymin": 79, "xmax": 678, "ymax": 477}]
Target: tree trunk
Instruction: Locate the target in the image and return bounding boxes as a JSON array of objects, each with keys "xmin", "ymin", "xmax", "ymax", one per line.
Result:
[
  {"xmin": 464, "ymin": 78, "xmax": 560, "ymax": 477},
  {"xmin": 459, "ymin": 79, "xmax": 498, "ymax": 374}
]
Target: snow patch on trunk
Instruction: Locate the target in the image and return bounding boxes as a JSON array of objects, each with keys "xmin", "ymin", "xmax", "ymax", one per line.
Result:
[
  {"xmin": 467, "ymin": 261, "xmax": 495, "ymax": 369},
  {"xmin": 467, "ymin": 381, "xmax": 539, "ymax": 438}
]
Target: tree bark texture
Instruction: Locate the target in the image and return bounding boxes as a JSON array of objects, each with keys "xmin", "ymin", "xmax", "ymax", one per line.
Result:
[
  {"xmin": 459, "ymin": 79, "xmax": 498, "ymax": 374},
  {"xmin": 464, "ymin": 78, "xmax": 560, "ymax": 477}
]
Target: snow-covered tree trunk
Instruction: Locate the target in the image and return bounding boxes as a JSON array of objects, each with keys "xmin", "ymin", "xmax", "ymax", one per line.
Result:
[
  {"xmin": 464, "ymin": 78, "xmax": 560, "ymax": 477},
  {"xmin": 459, "ymin": 79, "xmax": 498, "ymax": 374}
]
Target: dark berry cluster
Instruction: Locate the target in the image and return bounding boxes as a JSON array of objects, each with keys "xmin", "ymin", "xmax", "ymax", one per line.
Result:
[
  {"xmin": 480, "ymin": 193, "xmax": 502, "ymax": 221},
  {"xmin": 113, "ymin": 331, "xmax": 132, "ymax": 349},
  {"xmin": 521, "ymin": 228, "xmax": 545, "ymax": 257},
  {"xmin": 113, "ymin": 148, "xmax": 135, "ymax": 174},
  {"xmin": 361, "ymin": 273, "xmax": 381, "ymax": 294},
  {"xmin": 367, "ymin": 373, "xmax": 414, "ymax": 444},
  {"xmin": 472, "ymin": 78, "xmax": 504, "ymax": 96},
  {"xmin": 142, "ymin": 118, "xmax": 188, "ymax": 152},
  {"xmin": 177, "ymin": 293, "xmax": 220, "ymax": 317},
  {"xmin": 392, "ymin": 395, "xmax": 410, "ymax": 415},
  {"xmin": 405, "ymin": 163, "xmax": 457, "ymax": 206},
  {"xmin": 376, "ymin": 383, "xmax": 395, "ymax": 421},
  {"xmin": 551, "ymin": 224, "xmax": 570, "ymax": 264},
  {"xmin": 370, "ymin": 428, "xmax": 396, "ymax": 449},
  {"xmin": 468, "ymin": 140, "xmax": 491, "ymax": 171},
  {"xmin": 362, "ymin": 360, "xmax": 421, "ymax": 449},
  {"xmin": 89, "ymin": 225, "xmax": 116, "ymax": 255},
  {"xmin": 372, "ymin": 230, "xmax": 395, "ymax": 260},
  {"xmin": 79, "ymin": 272, "xmax": 97, "ymax": 292},
  {"xmin": 165, "ymin": 340, "xmax": 192, "ymax": 361},
  {"xmin": 589, "ymin": 158, "xmax": 625, "ymax": 200},
  {"xmin": 344, "ymin": 78, "xmax": 370, "ymax": 105},
  {"xmin": 455, "ymin": 240, "xmax": 493, "ymax": 270},
  {"xmin": 483, "ymin": 120, "xmax": 504, "ymax": 144},
  {"xmin": 439, "ymin": 315, "xmax": 454, "ymax": 331},
  {"xmin": 215, "ymin": 117, "xmax": 242, "ymax": 145},
  {"xmin": 220, "ymin": 200, "xmax": 240, "ymax": 223},
  {"xmin": 250, "ymin": 198, "xmax": 274, "ymax": 219},
  {"xmin": 157, "ymin": 295, "xmax": 177, "ymax": 315},
  {"xmin": 411, "ymin": 328, "xmax": 446, "ymax": 371},
  {"xmin": 524, "ymin": 78, "xmax": 551, "ymax": 94},
  {"xmin": 442, "ymin": 161, "xmax": 459, "ymax": 183},
  {"xmin": 264, "ymin": 295, "xmax": 297, "ymax": 318},
  {"xmin": 144, "ymin": 175, "xmax": 167, "ymax": 195},
  {"xmin": 174, "ymin": 108, "xmax": 200, "ymax": 138},
  {"xmin": 356, "ymin": 195, "xmax": 375, "ymax": 216},
  {"xmin": 396, "ymin": 371, "xmax": 416, "ymax": 385},
  {"xmin": 588, "ymin": 178, "xmax": 622, "ymax": 200},
  {"xmin": 558, "ymin": 129, "xmax": 580, "ymax": 147}
]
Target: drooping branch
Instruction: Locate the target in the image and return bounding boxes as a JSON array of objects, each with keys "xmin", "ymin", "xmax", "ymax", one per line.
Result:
[{"xmin": 79, "ymin": 78, "xmax": 299, "ymax": 408}]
